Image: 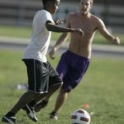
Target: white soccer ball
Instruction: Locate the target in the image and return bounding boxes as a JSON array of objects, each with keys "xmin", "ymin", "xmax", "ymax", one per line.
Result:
[{"xmin": 71, "ymin": 109, "xmax": 91, "ymax": 124}]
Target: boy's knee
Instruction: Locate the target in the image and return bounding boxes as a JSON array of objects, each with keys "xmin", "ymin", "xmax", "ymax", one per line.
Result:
[
  {"xmin": 60, "ymin": 87, "xmax": 67, "ymax": 94},
  {"xmin": 27, "ymin": 91, "xmax": 40, "ymax": 97}
]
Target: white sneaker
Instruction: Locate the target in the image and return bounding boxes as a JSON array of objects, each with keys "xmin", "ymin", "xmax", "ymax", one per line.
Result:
[
  {"xmin": 49, "ymin": 111, "xmax": 58, "ymax": 120},
  {"xmin": 2, "ymin": 115, "xmax": 17, "ymax": 124},
  {"xmin": 22, "ymin": 105, "xmax": 38, "ymax": 122}
]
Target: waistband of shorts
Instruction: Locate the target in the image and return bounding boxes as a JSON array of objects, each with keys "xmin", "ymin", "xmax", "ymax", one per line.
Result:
[
  {"xmin": 66, "ymin": 50, "xmax": 90, "ymax": 61},
  {"xmin": 22, "ymin": 59, "xmax": 48, "ymax": 64}
]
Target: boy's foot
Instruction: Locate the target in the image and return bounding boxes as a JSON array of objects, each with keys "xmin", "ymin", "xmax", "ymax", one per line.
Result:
[
  {"xmin": 34, "ymin": 100, "xmax": 48, "ymax": 112},
  {"xmin": 2, "ymin": 115, "xmax": 17, "ymax": 124},
  {"xmin": 22, "ymin": 105, "xmax": 38, "ymax": 122},
  {"xmin": 49, "ymin": 111, "xmax": 58, "ymax": 120}
]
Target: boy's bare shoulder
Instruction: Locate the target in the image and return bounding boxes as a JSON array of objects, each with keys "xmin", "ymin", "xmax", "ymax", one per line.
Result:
[
  {"xmin": 91, "ymin": 14, "xmax": 100, "ymax": 20},
  {"xmin": 90, "ymin": 14, "xmax": 105, "ymax": 28},
  {"xmin": 91, "ymin": 14, "xmax": 103, "ymax": 23}
]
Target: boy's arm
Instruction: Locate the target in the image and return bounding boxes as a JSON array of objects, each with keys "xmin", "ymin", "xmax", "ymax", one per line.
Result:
[
  {"xmin": 45, "ymin": 12, "xmax": 84, "ymax": 34},
  {"xmin": 45, "ymin": 21, "xmax": 83, "ymax": 34},
  {"xmin": 49, "ymin": 32, "xmax": 68, "ymax": 59},
  {"xmin": 97, "ymin": 18, "xmax": 120, "ymax": 44},
  {"xmin": 49, "ymin": 14, "xmax": 73, "ymax": 59}
]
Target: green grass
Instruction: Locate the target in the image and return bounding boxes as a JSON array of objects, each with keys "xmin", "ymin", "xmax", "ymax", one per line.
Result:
[
  {"xmin": 0, "ymin": 25, "xmax": 124, "ymax": 45},
  {"xmin": 0, "ymin": 50, "xmax": 124, "ymax": 124}
]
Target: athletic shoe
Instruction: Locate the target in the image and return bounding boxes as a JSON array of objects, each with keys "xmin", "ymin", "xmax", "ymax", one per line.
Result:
[
  {"xmin": 2, "ymin": 115, "xmax": 17, "ymax": 124},
  {"xmin": 22, "ymin": 105, "xmax": 38, "ymax": 122},
  {"xmin": 34, "ymin": 100, "xmax": 48, "ymax": 112},
  {"xmin": 49, "ymin": 111, "xmax": 58, "ymax": 120}
]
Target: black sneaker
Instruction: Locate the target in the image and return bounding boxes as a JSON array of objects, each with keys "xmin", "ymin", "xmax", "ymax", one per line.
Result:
[
  {"xmin": 22, "ymin": 105, "xmax": 38, "ymax": 122},
  {"xmin": 2, "ymin": 115, "xmax": 17, "ymax": 124},
  {"xmin": 34, "ymin": 100, "xmax": 48, "ymax": 112},
  {"xmin": 49, "ymin": 111, "xmax": 58, "ymax": 120}
]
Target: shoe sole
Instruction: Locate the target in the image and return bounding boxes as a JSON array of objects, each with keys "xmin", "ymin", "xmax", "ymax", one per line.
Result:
[
  {"xmin": 50, "ymin": 116, "xmax": 58, "ymax": 120},
  {"xmin": 28, "ymin": 115, "xmax": 38, "ymax": 122}
]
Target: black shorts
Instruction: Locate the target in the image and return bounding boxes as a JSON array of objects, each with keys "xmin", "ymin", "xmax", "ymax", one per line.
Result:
[{"xmin": 22, "ymin": 59, "xmax": 62, "ymax": 93}]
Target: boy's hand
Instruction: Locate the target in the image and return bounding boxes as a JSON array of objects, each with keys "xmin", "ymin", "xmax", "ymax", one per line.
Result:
[
  {"xmin": 113, "ymin": 37, "xmax": 120, "ymax": 44},
  {"xmin": 55, "ymin": 19, "xmax": 64, "ymax": 25},
  {"xmin": 49, "ymin": 48, "xmax": 56, "ymax": 59}
]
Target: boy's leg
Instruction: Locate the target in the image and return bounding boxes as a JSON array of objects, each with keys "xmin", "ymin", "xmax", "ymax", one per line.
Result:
[
  {"xmin": 53, "ymin": 87, "xmax": 67, "ymax": 113},
  {"xmin": 2, "ymin": 91, "xmax": 39, "ymax": 123},
  {"xmin": 50, "ymin": 87, "xmax": 68, "ymax": 120},
  {"xmin": 32, "ymin": 61, "xmax": 63, "ymax": 112},
  {"xmin": 10, "ymin": 91, "xmax": 38, "ymax": 114},
  {"xmin": 34, "ymin": 83, "xmax": 62, "ymax": 112},
  {"xmin": 35, "ymin": 83, "xmax": 62, "ymax": 102}
]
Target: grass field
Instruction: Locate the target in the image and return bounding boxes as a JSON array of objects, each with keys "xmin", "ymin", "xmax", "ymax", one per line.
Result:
[
  {"xmin": 0, "ymin": 25, "xmax": 124, "ymax": 45},
  {"xmin": 0, "ymin": 50, "xmax": 124, "ymax": 124}
]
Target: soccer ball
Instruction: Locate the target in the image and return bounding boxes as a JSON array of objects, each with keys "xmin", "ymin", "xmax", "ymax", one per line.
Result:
[{"xmin": 71, "ymin": 109, "xmax": 91, "ymax": 124}]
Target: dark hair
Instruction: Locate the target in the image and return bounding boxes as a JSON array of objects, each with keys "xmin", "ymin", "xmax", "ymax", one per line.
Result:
[{"xmin": 42, "ymin": 0, "xmax": 56, "ymax": 6}]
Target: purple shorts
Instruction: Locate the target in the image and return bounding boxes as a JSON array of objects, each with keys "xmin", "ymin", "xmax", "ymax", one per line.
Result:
[{"xmin": 56, "ymin": 50, "xmax": 90, "ymax": 92}]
